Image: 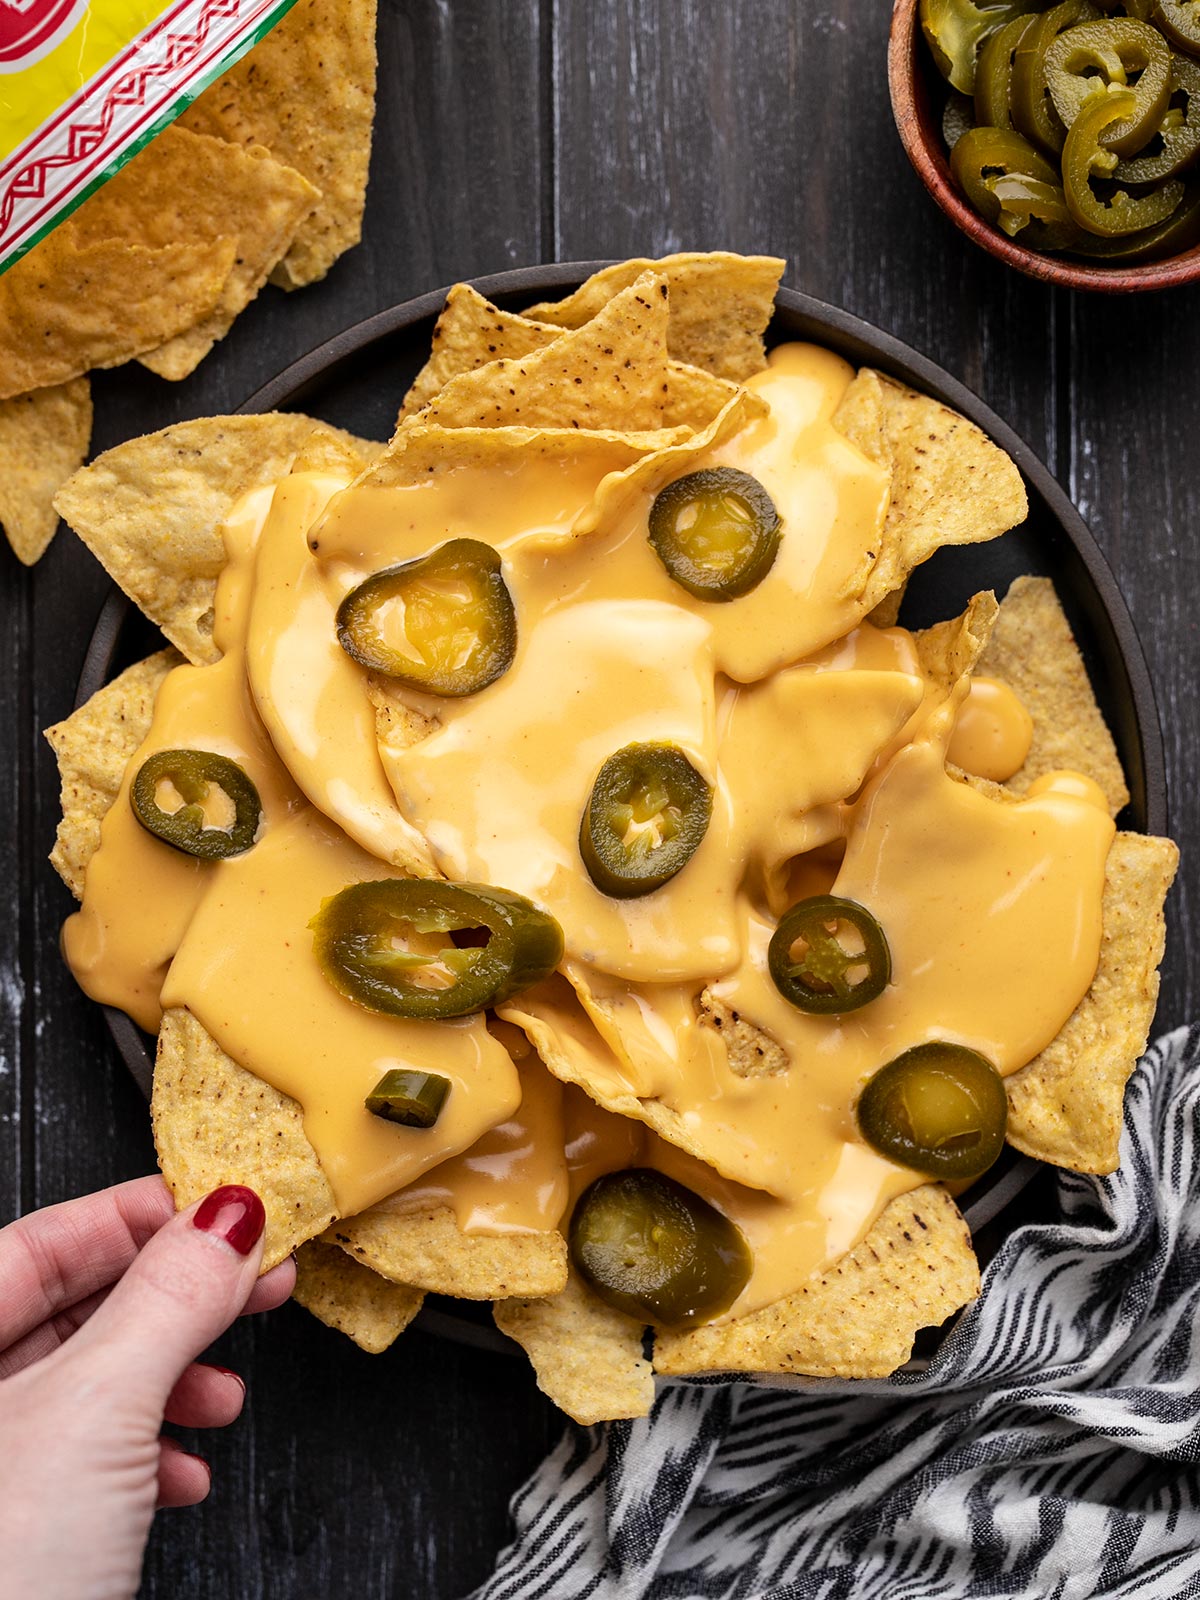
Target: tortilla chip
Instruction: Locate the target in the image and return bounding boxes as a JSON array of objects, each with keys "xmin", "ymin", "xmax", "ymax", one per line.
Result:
[
  {"xmin": 293, "ymin": 1240, "xmax": 423, "ymax": 1353},
  {"xmin": 54, "ymin": 415, "xmax": 379, "ymax": 665},
  {"xmin": 654, "ymin": 1184, "xmax": 979, "ymax": 1377},
  {"xmin": 290, "ymin": 427, "xmax": 384, "ymax": 478},
  {"xmin": 399, "ymin": 282, "xmax": 741, "ymax": 432},
  {"xmin": 495, "ymin": 1272, "xmax": 654, "ymax": 1425},
  {"xmin": 181, "ymin": 0, "xmax": 378, "ymax": 288},
  {"xmin": 1005, "ymin": 831, "xmax": 1178, "ymax": 1173},
  {"xmin": 0, "ymin": 236, "xmax": 236, "ymax": 399},
  {"xmin": 44, "ymin": 650, "xmax": 179, "ymax": 899},
  {"xmin": 830, "ymin": 365, "xmax": 889, "ymax": 467},
  {"xmin": 58, "ymin": 125, "xmax": 317, "ymax": 382},
  {"xmin": 664, "ymin": 361, "xmax": 744, "ymax": 429},
  {"xmin": 914, "ymin": 589, "xmax": 1000, "ymax": 692},
  {"xmin": 152, "ymin": 1007, "xmax": 337, "ymax": 1270},
  {"xmin": 975, "ymin": 576, "xmax": 1130, "ymax": 816},
  {"xmin": 400, "ymin": 284, "xmax": 560, "ymax": 419},
  {"xmin": 350, "ymin": 418, "xmax": 685, "ymax": 500},
  {"xmin": 0, "ymin": 379, "xmax": 92, "ymax": 565},
  {"xmin": 91, "ymin": 129, "xmax": 319, "ymax": 380},
  {"xmin": 327, "ymin": 1205, "xmax": 567, "ymax": 1299},
  {"xmin": 833, "ymin": 370, "xmax": 1028, "ymax": 612},
  {"xmin": 523, "ymin": 252, "xmax": 785, "ymax": 382},
  {"xmin": 420, "ymin": 272, "xmax": 672, "ymax": 432},
  {"xmin": 867, "ymin": 583, "xmax": 909, "ymax": 628}
]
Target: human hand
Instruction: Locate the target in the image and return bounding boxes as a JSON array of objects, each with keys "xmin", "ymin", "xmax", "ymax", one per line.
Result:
[{"xmin": 0, "ymin": 1176, "xmax": 295, "ymax": 1600}]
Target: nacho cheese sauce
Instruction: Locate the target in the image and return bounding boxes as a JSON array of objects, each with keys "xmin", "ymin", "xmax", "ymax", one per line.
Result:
[{"xmin": 63, "ymin": 342, "xmax": 1114, "ymax": 1313}]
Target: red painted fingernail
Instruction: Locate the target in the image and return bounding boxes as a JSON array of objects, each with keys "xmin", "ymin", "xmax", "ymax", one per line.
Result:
[{"xmin": 193, "ymin": 1185, "xmax": 265, "ymax": 1256}]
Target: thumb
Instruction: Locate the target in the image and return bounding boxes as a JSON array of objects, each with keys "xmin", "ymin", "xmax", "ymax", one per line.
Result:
[{"xmin": 60, "ymin": 1185, "xmax": 268, "ymax": 1414}]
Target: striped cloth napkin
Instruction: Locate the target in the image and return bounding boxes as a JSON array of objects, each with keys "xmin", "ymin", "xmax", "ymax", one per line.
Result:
[{"xmin": 473, "ymin": 1026, "xmax": 1200, "ymax": 1600}]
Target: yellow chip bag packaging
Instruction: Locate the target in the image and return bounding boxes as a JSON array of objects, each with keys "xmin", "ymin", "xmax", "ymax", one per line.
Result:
[{"xmin": 0, "ymin": 0, "xmax": 305, "ymax": 273}]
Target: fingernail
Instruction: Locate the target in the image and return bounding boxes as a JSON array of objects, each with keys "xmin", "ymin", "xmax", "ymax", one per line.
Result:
[
  {"xmin": 193, "ymin": 1185, "xmax": 265, "ymax": 1257},
  {"xmin": 200, "ymin": 1363, "xmax": 246, "ymax": 1394}
]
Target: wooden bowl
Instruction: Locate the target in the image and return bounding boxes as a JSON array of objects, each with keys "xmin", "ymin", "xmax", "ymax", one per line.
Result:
[{"xmin": 888, "ymin": 0, "xmax": 1200, "ymax": 291}]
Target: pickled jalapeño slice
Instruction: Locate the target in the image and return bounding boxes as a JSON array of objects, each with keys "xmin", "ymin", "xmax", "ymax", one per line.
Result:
[
  {"xmin": 336, "ymin": 538, "xmax": 517, "ymax": 696},
  {"xmin": 365, "ymin": 1068, "xmax": 451, "ymax": 1128},
  {"xmin": 130, "ymin": 749, "xmax": 262, "ymax": 860},
  {"xmin": 648, "ymin": 467, "xmax": 782, "ymax": 601},
  {"xmin": 857, "ymin": 1041, "xmax": 1008, "ymax": 1181},
  {"xmin": 768, "ymin": 895, "xmax": 891, "ymax": 1015},
  {"xmin": 569, "ymin": 1169, "xmax": 752, "ymax": 1327},
  {"xmin": 311, "ymin": 879, "xmax": 563, "ymax": 1020},
  {"xmin": 580, "ymin": 742, "xmax": 713, "ymax": 899}
]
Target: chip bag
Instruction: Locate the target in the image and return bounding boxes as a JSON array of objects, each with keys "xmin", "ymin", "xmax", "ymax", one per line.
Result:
[{"xmin": 0, "ymin": 0, "xmax": 300, "ymax": 273}]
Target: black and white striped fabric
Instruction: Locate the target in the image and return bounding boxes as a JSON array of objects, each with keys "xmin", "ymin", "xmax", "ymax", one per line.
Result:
[{"xmin": 473, "ymin": 1025, "xmax": 1200, "ymax": 1600}]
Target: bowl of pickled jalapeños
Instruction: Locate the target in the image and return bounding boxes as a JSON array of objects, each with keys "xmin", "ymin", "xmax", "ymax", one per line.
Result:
[{"xmin": 889, "ymin": 0, "xmax": 1200, "ymax": 288}]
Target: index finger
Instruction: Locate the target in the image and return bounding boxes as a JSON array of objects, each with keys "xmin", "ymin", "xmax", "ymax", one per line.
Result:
[{"xmin": 0, "ymin": 1175, "xmax": 176, "ymax": 1353}]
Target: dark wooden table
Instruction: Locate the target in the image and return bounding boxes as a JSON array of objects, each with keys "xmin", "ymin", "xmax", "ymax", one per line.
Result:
[{"xmin": 3, "ymin": 2, "xmax": 1197, "ymax": 1595}]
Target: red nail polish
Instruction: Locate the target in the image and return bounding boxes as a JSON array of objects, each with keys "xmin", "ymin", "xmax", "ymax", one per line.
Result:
[{"xmin": 193, "ymin": 1185, "xmax": 265, "ymax": 1256}]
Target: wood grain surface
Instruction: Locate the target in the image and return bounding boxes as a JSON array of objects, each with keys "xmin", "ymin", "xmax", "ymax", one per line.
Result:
[{"xmin": 2, "ymin": 2, "xmax": 1197, "ymax": 1595}]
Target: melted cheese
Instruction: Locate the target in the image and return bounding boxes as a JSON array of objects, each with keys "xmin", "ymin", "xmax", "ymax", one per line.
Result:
[
  {"xmin": 949, "ymin": 676, "xmax": 1035, "ymax": 782},
  {"xmin": 242, "ymin": 474, "xmax": 435, "ymax": 870},
  {"xmin": 549, "ymin": 730, "xmax": 1112, "ymax": 1215},
  {"xmin": 160, "ymin": 807, "xmax": 520, "ymax": 1217}
]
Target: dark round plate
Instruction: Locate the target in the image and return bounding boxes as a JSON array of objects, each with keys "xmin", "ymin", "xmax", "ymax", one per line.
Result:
[{"xmin": 77, "ymin": 262, "xmax": 1167, "ymax": 1357}]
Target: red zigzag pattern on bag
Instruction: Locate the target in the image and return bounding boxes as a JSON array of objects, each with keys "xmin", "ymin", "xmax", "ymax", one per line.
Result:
[{"xmin": 0, "ymin": 0, "xmax": 240, "ymax": 240}]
